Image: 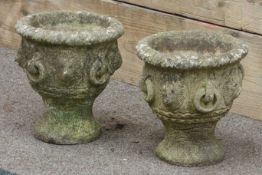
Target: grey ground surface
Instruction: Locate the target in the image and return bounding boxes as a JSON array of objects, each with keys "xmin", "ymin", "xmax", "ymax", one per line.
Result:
[{"xmin": 0, "ymin": 48, "xmax": 261, "ymax": 175}]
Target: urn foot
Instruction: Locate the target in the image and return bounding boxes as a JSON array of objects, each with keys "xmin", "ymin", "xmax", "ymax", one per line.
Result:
[
  {"xmin": 155, "ymin": 120, "xmax": 224, "ymax": 166},
  {"xmin": 34, "ymin": 100, "xmax": 101, "ymax": 145}
]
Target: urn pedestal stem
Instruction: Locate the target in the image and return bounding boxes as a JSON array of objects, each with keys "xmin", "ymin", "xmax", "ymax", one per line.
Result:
[
  {"xmin": 155, "ymin": 120, "xmax": 224, "ymax": 166},
  {"xmin": 34, "ymin": 98, "xmax": 101, "ymax": 144}
]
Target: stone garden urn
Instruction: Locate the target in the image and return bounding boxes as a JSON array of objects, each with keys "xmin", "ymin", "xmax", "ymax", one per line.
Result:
[
  {"xmin": 136, "ymin": 31, "xmax": 248, "ymax": 166},
  {"xmin": 16, "ymin": 11, "xmax": 124, "ymax": 144}
]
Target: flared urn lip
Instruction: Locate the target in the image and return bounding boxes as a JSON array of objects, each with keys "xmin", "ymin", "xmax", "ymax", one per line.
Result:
[
  {"xmin": 136, "ymin": 30, "xmax": 248, "ymax": 69},
  {"xmin": 16, "ymin": 11, "xmax": 124, "ymax": 46}
]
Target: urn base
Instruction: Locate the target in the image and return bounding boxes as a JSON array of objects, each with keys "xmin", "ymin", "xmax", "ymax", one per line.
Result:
[
  {"xmin": 34, "ymin": 100, "xmax": 101, "ymax": 145},
  {"xmin": 155, "ymin": 120, "xmax": 224, "ymax": 166}
]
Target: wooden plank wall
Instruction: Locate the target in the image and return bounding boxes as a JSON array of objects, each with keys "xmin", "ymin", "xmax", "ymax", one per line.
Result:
[
  {"xmin": 0, "ymin": 0, "xmax": 261, "ymax": 120},
  {"xmin": 118, "ymin": 0, "xmax": 262, "ymax": 35}
]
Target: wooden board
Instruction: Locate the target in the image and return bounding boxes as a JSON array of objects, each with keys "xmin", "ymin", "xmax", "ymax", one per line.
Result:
[
  {"xmin": 0, "ymin": 0, "xmax": 261, "ymax": 120},
  {"xmin": 118, "ymin": 0, "xmax": 262, "ymax": 35}
]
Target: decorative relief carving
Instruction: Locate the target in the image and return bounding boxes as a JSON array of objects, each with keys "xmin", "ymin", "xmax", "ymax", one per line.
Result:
[
  {"xmin": 152, "ymin": 107, "xmax": 229, "ymax": 123},
  {"xmin": 222, "ymin": 65, "xmax": 244, "ymax": 105},
  {"xmin": 90, "ymin": 58, "xmax": 110, "ymax": 85},
  {"xmin": 140, "ymin": 76, "xmax": 154, "ymax": 103},
  {"xmin": 161, "ymin": 81, "xmax": 185, "ymax": 110},
  {"xmin": 193, "ymin": 82, "xmax": 221, "ymax": 113},
  {"xmin": 26, "ymin": 52, "xmax": 46, "ymax": 83}
]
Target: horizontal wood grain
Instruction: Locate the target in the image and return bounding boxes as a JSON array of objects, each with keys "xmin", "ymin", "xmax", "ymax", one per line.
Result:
[
  {"xmin": 0, "ymin": 0, "xmax": 261, "ymax": 120},
  {"xmin": 118, "ymin": 0, "xmax": 262, "ymax": 35}
]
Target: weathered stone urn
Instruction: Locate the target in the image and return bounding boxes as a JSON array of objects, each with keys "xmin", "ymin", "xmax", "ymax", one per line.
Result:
[
  {"xmin": 16, "ymin": 11, "xmax": 124, "ymax": 144},
  {"xmin": 136, "ymin": 31, "xmax": 248, "ymax": 166}
]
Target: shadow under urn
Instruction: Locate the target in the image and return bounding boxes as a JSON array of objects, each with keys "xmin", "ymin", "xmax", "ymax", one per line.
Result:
[
  {"xmin": 136, "ymin": 31, "xmax": 248, "ymax": 166},
  {"xmin": 15, "ymin": 11, "xmax": 124, "ymax": 144}
]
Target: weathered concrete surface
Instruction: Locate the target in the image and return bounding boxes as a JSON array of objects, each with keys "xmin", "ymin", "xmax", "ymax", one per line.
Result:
[{"xmin": 0, "ymin": 48, "xmax": 262, "ymax": 174}]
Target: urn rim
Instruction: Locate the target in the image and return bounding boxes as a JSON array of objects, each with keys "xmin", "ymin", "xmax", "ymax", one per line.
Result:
[
  {"xmin": 16, "ymin": 11, "xmax": 124, "ymax": 46},
  {"xmin": 136, "ymin": 30, "xmax": 248, "ymax": 69}
]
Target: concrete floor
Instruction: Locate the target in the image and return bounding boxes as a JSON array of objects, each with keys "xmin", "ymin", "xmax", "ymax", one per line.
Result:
[{"xmin": 0, "ymin": 48, "xmax": 262, "ymax": 175}]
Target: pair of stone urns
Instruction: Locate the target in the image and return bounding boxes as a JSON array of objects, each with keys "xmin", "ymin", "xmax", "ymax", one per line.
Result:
[{"xmin": 16, "ymin": 11, "xmax": 248, "ymax": 167}]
